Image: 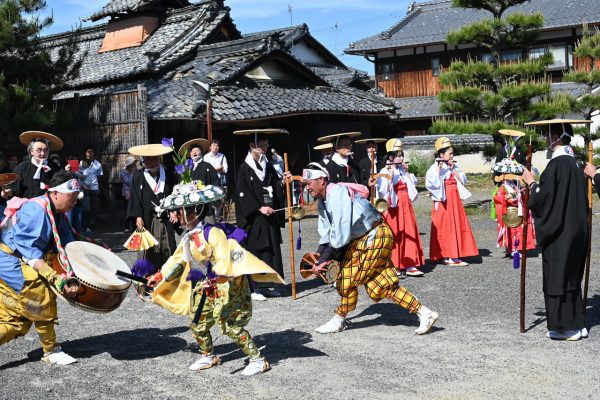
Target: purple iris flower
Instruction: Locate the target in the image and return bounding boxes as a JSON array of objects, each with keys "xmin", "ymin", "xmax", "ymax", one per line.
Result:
[
  {"xmin": 186, "ymin": 158, "xmax": 194, "ymax": 169},
  {"xmin": 175, "ymin": 164, "xmax": 186, "ymax": 175},
  {"xmin": 161, "ymin": 137, "xmax": 174, "ymax": 148}
]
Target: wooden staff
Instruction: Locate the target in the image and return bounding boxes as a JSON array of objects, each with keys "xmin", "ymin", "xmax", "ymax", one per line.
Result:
[
  {"xmin": 583, "ymin": 139, "xmax": 593, "ymax": 310},
  {"xmin": 284, "ymin": 153, "xmax": 297, "ymax": 300},
  {"xmin": 206, "ymin": 97, "xmax": 213, "ymax": 143},
  {"xmin": 370, "ymin": 155, "xmax": 375, "ymax": 204},
  {"xmin": 520, "ymin": 137, "xmax": 533, "ymax": 333}
]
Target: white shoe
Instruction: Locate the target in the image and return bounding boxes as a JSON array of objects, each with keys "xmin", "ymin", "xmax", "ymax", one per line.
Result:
[
  {"xmin": 41, "ymin": 347, "xmax": 77, "ymax": 365},
  {"xmin": 444, "ymin": 258, "xmax": 468, "ymax": 267},
  {"xmin": 251, "ymin": 292, "xmax": 267, "ymax": 301},
  {"xmin": 406, "ymin": 267, "xmax": 425, "ymax": 277},
  {"xmin": 581, "ymin": 327, "xmax": 589, "ymax": 338},
  {"xmin": 546, "ymin": 330, "xmax": 582, "ymax": 341},
  {"xmin": 415, "ymin": 307, "xmax": 439, "ymax": 335},
  {"xmin": 315, "ymin": 314, "xmax": 346, "ymax": 334},
  {"xmin": 241, "ymin": 357, "xmax": 270, "ymax": 376},
  {"xmin": 189, "ymin": 354, "xmax": 221, "ymax": 371}
]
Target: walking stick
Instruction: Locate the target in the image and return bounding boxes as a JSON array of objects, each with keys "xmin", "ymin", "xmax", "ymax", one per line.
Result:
[
  {"xmin": 583, "ymin": 139, "xmax": 593, "ymax": 311},
  {"xmin": 284, "ymin": 153, "xmax": 297, "ymax": 300},
  {"xmin": 520, "ymin": 137, "xmax": 533, "ymax": 333},
  {"xmin": 370, "ymin": 155, "xmax": 375, "ymax": 204}
]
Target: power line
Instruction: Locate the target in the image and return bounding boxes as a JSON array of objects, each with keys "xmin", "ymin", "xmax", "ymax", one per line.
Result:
[{"xmin": 311, "ymin": 12, "xmax": 403, "ymax": 35}]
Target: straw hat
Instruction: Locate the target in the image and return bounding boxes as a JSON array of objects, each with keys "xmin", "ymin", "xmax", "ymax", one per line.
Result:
[
  {"xmin": 434, "ymin": 136, "xmax": 451, "ymax": 151},
  {"xmin": 524, "ymin": 119, "xmax": 592, "ymax": 126},
  {"xmin": 385, "ymin": 138, "xmax": 403, "ymax": 153},
  {"xmin": 498, "ymin": 129, "xmax": 525, "ymax": 137},
  {"xmin": 233, "ymin": 128, "xmax": 289, "ymax": 136},
  {"xmin": 317, "ymin": 132, "xmax": 362, "ymax": 143},
  {"xmin": 314, "ymin": 143, "xmax": 333, "ymax": 151},
  {"xmin": 178, "ymin": 138, "xmax": 209, "ymax": 156},
  {"xmin": 0, "ymin": 173, "xmax": 18, "ymax": 186},
  {"xmin": 355, "ymin": 137, "xmax": 387, "ymax": 145},
  {"xmin": 128, "ymin": 144, "xmax": 173, "ymax": 157},
  {"xmin": 19, "ymin": 131, "xmax": 63, "ymax": 151}
]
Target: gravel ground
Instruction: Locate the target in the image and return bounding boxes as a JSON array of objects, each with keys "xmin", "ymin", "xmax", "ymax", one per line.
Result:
[{"xmin": 2, "ymin": 188, "xmax": 600, "ymax": 399}]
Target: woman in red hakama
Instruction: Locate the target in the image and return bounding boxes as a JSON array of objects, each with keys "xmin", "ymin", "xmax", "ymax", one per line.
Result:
[
  {"xmin": 425, "ymin": 137, "xmax": 478, "ymax": 266},
  {"xmin": 376, "ymin": 143, "xmax": 425, "ymax": 277}
]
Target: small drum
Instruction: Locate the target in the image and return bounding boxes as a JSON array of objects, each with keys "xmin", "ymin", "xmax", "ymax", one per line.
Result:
[
  {"xmin": 502, "ymin": 206, "xmax": 523, "ymax": 228},
  {"xmin": 299, "ymin": 252, "xmax": 340, "ymax": 284},
  {"xmin": 52, "ymin": 241, "xmax": 132, "ymax": 313}
]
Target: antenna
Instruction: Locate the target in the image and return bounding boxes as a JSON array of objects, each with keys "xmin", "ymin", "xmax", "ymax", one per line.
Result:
[
  {"xmin": 288, "ymin": 3, "xmax": 293, "ymax": 27},
  {"xmin": 334, "ymin": 22, "xmax": 339, "ymax": 55}
]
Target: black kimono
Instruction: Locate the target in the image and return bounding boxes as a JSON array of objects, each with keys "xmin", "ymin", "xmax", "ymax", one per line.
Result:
[
  {"xmin": 10, "ymin": 160, "xmax": 55, "ymax": 198},
  {"xmin": 235, "ymin": 159, "xmax": 285, "ymax": 280},
  {"xmin": 190, "ymin": 160, "xmax": 220, "ymax": 221},
  {"xmin": 326, "ymin": 157, "xmax": 361, "ymax": 184},
  {"xmin": 358, "ymin": 155, "xmax": 385, "ymax": 188},
  {"xmin": 528, "ymin": 153, "xmax": 588, "ymax": 331},
  {"xmin": 127, "ymin": 167, "xmax": 177, "ymax": 270}
]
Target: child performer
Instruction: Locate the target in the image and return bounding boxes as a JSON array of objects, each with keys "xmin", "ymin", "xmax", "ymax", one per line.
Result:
[
  {"xmin": 425, "ymin": 137, "xmax": 478, "ymax": 266},
  {"xmin": 376, "ymin": 139, "xmax": 425, "ymax": 277}
]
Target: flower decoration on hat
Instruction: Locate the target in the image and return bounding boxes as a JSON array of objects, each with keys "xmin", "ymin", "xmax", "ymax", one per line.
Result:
[{"xmin": 162, "ymin": 137, "xmax": 193, "ymax": 184}]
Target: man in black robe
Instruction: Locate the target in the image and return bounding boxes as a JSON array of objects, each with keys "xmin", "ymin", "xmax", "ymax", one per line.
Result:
[
  {"xmin": 7, "ymin": 133, "xmax": 62, "ymax": 199},
  {"xmin": 127, "ymin": 147, "xmax": 178, "ymax": 272},
  {"xmin": 184, "ymin": 140, "xmax": 220, "ymax": 224},
  {"xmin": 325, "ymin": 135, "xmax": 361, "ymax": 184},
  {"xmin": 235, "ymin": 135, "xmax": 286, "ymax": 298},
  {"xmin": 522, "ymin": 122, "xmax": 588, "ymax": 341},
  {"xmin": 314, "ymin": 143, "xmax": 333, "ymax": 167},
  {"xmin": 357, "ymin": 139, "xmax": 386, "ymax": 188}
]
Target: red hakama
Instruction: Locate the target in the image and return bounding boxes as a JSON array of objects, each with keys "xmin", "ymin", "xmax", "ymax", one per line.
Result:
[
  {"xmin": 429, "ymin": 176, "xmax": 479, "ymax": 261},
  {"xmin": 383, "ymin": 181, "xmax": 425, "ymax": 269},
  {"xmin": 493, "ymin": 185, "xmax": 536, "ymax": 252}
]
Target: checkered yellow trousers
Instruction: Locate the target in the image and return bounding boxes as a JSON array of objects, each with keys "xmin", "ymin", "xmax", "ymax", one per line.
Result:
[
  {"xmin": 335, "ymin": 222, "xmax": 422, "ymax": 316},
  {"xmin": 190, "ymin": 276, "xmax": 260, "ymax": 359}
]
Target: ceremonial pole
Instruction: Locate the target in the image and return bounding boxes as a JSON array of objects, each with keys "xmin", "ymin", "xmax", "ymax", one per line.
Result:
[
  {"xmin": 583, "ymin": 138, "xmax": 593, "ymax": 310},
  {"xmin": 520, "ymin": 135, "xmax": 533, "ymax": 333},
  {"xmin": 370, "ymin": 155, "xmax": 375, "ymax": 204},
  {"xmin": 284, "ymin": 153, "xmax": 297, "ymax": 300}
]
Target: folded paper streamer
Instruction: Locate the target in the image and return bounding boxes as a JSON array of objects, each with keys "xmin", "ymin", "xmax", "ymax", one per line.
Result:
[{"xmin": 124, "ymin": 228, "xmax": 159, "ymax": 251}]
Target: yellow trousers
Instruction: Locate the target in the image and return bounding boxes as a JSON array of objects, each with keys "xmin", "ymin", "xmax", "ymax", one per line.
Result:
[
  {"xmin": 0, "ymin": 262, "xmax": 58, "ymax": 353},
  {"xmin": 336, "ymin": 222, "xmax": 422, "ymax": 316}
]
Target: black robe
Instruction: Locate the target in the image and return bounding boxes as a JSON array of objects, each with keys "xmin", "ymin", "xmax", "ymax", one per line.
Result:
[
  {"xmin": 189, "ymin": 160, "xmax": 220, "ymax": 218},
  {"xmin": 528, "ymin": 154, "xmax": 588, "ymax": 330},
  {"xmin": 127, "ymin": 168, "xmax": 177, "ymax": 259},
  {"xmin": 358, "ymin": 155, "xmax": 386, "ymax": 187},
  {"xmin": 10, "ymin": 160, "xmax": 55, "ymax": 198},
  {"xmin": 234, "ymin": 160, "xmax": 285, "ymax": 279},
  {"xmin": 326, "ymin": 158, "xmax": 361, "ymax": 184}
]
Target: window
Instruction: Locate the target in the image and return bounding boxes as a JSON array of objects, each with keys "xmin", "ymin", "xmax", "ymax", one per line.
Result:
[
  {"xmin": 528, "ymin": 44, "xmax": 570, "ymax": 69},
  {"xmin": 481, "ymin": 53, "xmax": 493, "ymax": 63},
  {"xmin": 432, "ymin": 58, "xmax": 441, "ymax": 76},
  {"xmin": 378, "ymin": 63, "xmax": 394, "ymax": 80},
  {"xmin": 501, "ymin": 50, "xmax": 521, "ymax": 62}
]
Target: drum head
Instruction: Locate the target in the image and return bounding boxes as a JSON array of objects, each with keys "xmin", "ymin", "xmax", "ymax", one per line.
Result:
[
  {"xmin": 65, "ymin": 242, "xmax": 131, "ymax": 290},
  {"xmin": 324, "ymin": 261, "xmax": 340, "ymax": 284}
]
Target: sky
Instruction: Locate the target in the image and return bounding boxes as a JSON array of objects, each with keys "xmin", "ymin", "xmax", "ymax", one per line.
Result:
[{"xmin": 40, "ymin": 0, "xmax": 413, "ymax": 74}]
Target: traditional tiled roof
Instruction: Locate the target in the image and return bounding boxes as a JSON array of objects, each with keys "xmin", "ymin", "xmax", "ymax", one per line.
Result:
[
  {"xmin": 394, "ymin": 96, "xmax": 448, "ymax": 120},
  {"xmin": 41, "ymin": 1, "xmax": 236, "ymax": 87},
  {"xmin": 346, "ymin": 0, "xmax": 600, "ymax": 53},
  {"xmin": 50, "ymin": 3, "xmax": 394, "ymax": 121},
  {"xmin": 88, "ymin": 0, "xmax": 191, "ymax": 22}
]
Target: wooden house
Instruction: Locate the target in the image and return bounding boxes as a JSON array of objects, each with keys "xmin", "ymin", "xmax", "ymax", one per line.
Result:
[{"xmin": 345, "ymin": 0, "xmax": 600, "ymax": 135}]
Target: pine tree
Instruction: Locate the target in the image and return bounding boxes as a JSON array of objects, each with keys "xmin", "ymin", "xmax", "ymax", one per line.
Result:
[
  {"xmin": 431, "ymin": 0, "xmax": 552, "ymax": 142},
  {"xmin": 0, "ymin": 0, "xmax": 80, "ymax": 153}
]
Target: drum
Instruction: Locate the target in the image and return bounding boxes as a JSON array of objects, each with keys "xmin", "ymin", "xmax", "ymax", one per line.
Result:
[
  {"xmin": 52, "ymin": 241, "xmax": 132, "ymax": 313},
  {"xmin": 299, "ymin": 252, "xmax": 340, "ymax": 284}
]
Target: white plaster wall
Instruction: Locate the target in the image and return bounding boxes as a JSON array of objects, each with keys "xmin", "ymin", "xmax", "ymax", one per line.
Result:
[{"xmin": 290, "ymin": 41, "xmax": 329, "ymax": 64}]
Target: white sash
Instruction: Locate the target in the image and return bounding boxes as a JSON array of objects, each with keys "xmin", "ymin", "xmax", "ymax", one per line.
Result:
[
  {"xmin": 245, "ymin": 152, "xmax": 267, "ymax": 181},
  {"xmin": 144, "ymin": 165, "xmax": 166, "ymax": 194}
]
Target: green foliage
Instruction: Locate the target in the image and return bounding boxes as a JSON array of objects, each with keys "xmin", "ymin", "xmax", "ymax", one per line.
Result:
[
  {"xmin": 0, "ymin": 0, "xmax": 80, "ymax": 152},
  {"xmin": 439, "ymin": 0, "xmax": 551, "ymax": 136},
  {"xmin": 406, "ymin": 151, "xmax": 434, "ymax": 177}
]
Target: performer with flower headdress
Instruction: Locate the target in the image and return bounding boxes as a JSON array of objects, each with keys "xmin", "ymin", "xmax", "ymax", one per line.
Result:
[
  {"xmin": 141, "ymin": 147, "xmax": 284, "ymax": 376},
  {"xmin": 126, "ymin": 141, "xmax": 178, "ymax": 291},
  {"xmin": 0, "ymin": 170, "xmax": 80, "ymax": 365},
  {"xmin": 425, "ymin": 137, "xmax": 478, "ymax": 266},
  {"xmin": 303, "ymin": 162, "xmax": 439, "ymax": 335},
  {"xmin": 491, "ymin": 130, "xmax": 536, "ymax": 261}
]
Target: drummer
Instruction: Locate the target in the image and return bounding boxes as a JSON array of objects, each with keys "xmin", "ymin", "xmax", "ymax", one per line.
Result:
[{"xmin": 0, "ymin": 170, "xmax": 80, "ymax": 365}]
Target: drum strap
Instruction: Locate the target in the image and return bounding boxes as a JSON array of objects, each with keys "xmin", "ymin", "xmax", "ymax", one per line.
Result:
[{"xmin": 40, "ymin": 195, "xmax": 73, "ymax": 291}]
